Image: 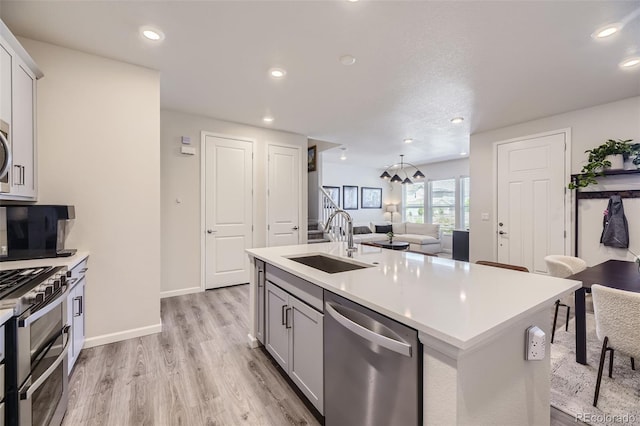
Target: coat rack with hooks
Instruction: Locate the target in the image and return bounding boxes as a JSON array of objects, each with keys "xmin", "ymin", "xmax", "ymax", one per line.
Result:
[{"xmin": 570, "ymin": 169, "xmax": 640, "ymax": 256}]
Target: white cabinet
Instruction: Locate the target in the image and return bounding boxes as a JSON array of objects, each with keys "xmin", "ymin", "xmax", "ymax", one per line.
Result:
[
  {"xmin": 0, "ymin": 21, "xmax": 41, "ymax": 201},
  {"xmin": 265, "ymin": 281, "xmax": 324, "ymax": 413},
  {"xmin": 67, "ymin": 257, "xmax": 88, "ymax": 373},
  {"xmin": 10, "ymin": 60, "xmax": 35, "ymax": 198}
]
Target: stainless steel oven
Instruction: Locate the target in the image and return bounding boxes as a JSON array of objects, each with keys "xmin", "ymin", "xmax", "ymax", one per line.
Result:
[
  {"xmin": 0, "ymin": 120, "xmax": 10, "ymax": 194},
  {"xmin": 2, "ymin": 267, "xmax": 71, "ymax": 426}
]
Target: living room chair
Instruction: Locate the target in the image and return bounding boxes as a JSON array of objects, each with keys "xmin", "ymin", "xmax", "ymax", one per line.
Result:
[
  {"xmin": 544, "ymin": 255, "xmax": 587, "ymax": 343},
  {"xmin": 475, "ymin": 260, "xmax": 529, "ymax": 272},
  {"xmin": 591, "ymin": 284, "xmax": 640, "ymax": 407}
]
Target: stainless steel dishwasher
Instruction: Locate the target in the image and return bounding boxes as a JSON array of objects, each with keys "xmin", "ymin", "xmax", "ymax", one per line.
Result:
[{"xmin": 324, "ymin": 291, "xmax": 422, "ymax": 426}]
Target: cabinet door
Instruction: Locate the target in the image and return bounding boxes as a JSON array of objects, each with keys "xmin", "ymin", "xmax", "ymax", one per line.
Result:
[
  {"xmin": 71, "ymin": 278, "xmax": 85, "ymax": 361},
  {"xmin": 11, "ymin": 60, "xmax": 36, "ymax": 198},
  {"xmin": 265, "ymin": 282, "xmax": 289, "ymax": 370},
  {"xmin": 289, "ymin": 296, "xmax": 324, "ymax": 414},
  {"xmin": 256, "ymin": 262, "xmax": 265, "ymax": 344},
  {"xmin": 0, "ymin": 43, "xmax": 11, "ymax": 124},
  {"xmin": 66, "ymin": 287, "xmax": 75, "ymax": 372}
]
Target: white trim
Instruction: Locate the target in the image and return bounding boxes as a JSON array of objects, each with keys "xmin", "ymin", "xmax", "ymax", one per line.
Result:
[
  {"xmin": 200, "ymin": 131, "xmax": 256, "ymax": 292},
  {"xmin": 492, "ymin": 128, "xmax": 572, "ymax": 259},
  {"xmin": 160, "ymin": 286, "xmax": 201, "ymax": 299},
  {"xmin": 247, "ymin": 333, "xmax": 259, "ymax": 349},
  {"xmin": 83, "ymin": 323, "xmax": 162, "ymax": 349}
]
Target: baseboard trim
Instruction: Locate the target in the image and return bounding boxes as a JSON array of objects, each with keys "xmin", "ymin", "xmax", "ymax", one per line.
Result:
[
  {"xmin": 84, "ymin": 323, "xmax": 162, "ymax": 349},
  {"xmin": 160, "ymin": 286, "xmax": 202, "ymax": 299},
  {"xmin": 247, "ymin": 333, "xmax": 259, "ymax": 349}
]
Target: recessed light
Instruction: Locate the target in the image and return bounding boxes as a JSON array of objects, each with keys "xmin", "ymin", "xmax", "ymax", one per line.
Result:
[
  {"xmin": 450, "ymin": 117, "xmax": 464, "ymax": 124},
  {"xmin": 140, "ymin": 27, "xmax": 164, "ymax": 41},
  {"xmin": 269, "ymin": 68, "xmax": 286, "ymax": 78},
  {"xmin": 460, "ymin": 152, "xmax": 468, "ymax": 156},
  {"xmin": 340, "ymin": 148, "xmax": 347, "ymax": 160},
  {"xmin": 263, "ymin": 116, "xmax": 274, "ymax": 123},
  {"xmin": 592, "ymin": 23, "xmax": 622, "ymax": 39},
  {"xmin": 339, "ymin": 55, "xmax": 356, "ymax": 66},
  {"xmin": 347, "ymin": 0, "xmax": 359, "ymax": 2},
  {"xmin": 619, "ymin": 57, "xmax": 640, "ymax": 69},
  {"xmin": 404, "ymin": 138, "xmax": 413, "ymax": 144}
]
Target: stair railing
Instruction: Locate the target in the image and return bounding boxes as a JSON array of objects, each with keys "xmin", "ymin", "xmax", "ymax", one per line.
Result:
[{"xmin": 319, "ymin": 186, "xmax": 348, "ymax": 243}]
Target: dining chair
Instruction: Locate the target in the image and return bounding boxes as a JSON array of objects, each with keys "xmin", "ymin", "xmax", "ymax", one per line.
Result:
[
  {"xmin": 475, "ymin": 261, "xmax": 529, "ymax": 272},
  {"xmin": 544, "ymin": 255, "xmax": 588, "ymax": 343},
  {"xmin": 591, "ymin": 284, "xmax": 640, "ymax": 407}
]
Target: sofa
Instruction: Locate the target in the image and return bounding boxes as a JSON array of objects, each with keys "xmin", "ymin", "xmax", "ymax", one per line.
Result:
[{"xmin": 351, "ymin": 221, "xmax": 442, "ymax": 254}]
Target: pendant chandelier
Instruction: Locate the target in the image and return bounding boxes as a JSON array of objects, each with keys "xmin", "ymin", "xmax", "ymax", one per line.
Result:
[{"xmin": 379, "ymin": 154, "xmax": 425, "ymax": 185}]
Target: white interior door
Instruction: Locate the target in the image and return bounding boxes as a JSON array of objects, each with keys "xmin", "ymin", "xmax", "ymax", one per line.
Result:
[
  {"xmin": 497, "ymin": 132, "xmax": 566, "ymax": 273},
  {"xmin": 205, "ymin": 135, "xmax": 253, "ymax": 289},
  {"xmin": 268, "ymin": 145, "xmax": 300, "ymax": 246}
]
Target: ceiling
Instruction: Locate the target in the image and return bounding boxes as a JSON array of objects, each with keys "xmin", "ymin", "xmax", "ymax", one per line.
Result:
[{"xmin": 2, "ymin": 1, "xmax": 639, "ymax": 167}]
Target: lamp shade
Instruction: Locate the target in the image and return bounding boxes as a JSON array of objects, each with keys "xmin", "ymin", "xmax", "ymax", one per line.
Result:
[
  {"xmin": 402, "ymin": 177, "xmax": 413, "ymax": 185},
  {"xmin": 390, "ymin": 174, "xmax": 402, "ymax": 183},
  {"xmin": 386, "ymin": 205, "xmax": 397, "ymax": 213},
  {"xmin": 412, "ymin": 170, "xmax": 425, "ymax": 179},
  {"xmin": 380, "ymin": 171, "xmax": 392, "ymax": 179}
]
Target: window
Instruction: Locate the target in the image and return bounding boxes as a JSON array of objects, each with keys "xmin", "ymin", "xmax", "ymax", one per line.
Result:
[
  {"xmin": 403, "ymin": 182, "xmax": 424, "ymax": 223},
  {"xmin": 460, "ymin": 176, "xmax": 470, "ymax": 230},
  {"xmin": 428, "ymin": 179, "xmax": 456, "ymax": 233}
]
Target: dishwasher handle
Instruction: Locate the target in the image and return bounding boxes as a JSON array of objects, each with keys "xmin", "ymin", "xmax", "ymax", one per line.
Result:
[{"xmin": 325, "ymin": 302, "xmax": 412, "ymax": 357}]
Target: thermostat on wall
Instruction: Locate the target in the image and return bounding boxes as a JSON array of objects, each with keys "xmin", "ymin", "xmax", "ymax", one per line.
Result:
[{"xmin": 181, "ymin": 146, "xmax": 196, "ymax": 155}]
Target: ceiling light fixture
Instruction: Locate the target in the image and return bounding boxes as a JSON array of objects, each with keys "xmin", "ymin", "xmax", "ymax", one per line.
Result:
[
  {"xmin": 450, "ymin": 117, "xmax": 464, "ymax": 124},
  {"xmin": 592, "ymin": 23, "xmax": 622, "ymax": 39},
  {"xmin": 140, "ymin": 27, "xmax": 165, "ymax": 41},
  {"xmin": 269, "ymin": 68, "xmax": 286, "ymax": 78},
  {"xmin": 404, "ymin": 138, "xmax": 413, "ymax": 144},
  {"xmin": 263, "ymin": 116, "xmax": 274, "ymax": 123},
  {"xmin": 460, "ymin": 152, "xmax": 468, "ymax": 156},
  {"xmin": 340, "ymin": 148, "xmax": 347, "ymax": 161},
  {"xmin": 380, "ymin": 154, "xmax": 424, "ymax": 185},
  {"xmin": 619, "ymin": 57, "xmax": 640, "ymax": 69},
  {"xmin": 339, "ymin": 55, "xmax": 356, "ymax": 66}
]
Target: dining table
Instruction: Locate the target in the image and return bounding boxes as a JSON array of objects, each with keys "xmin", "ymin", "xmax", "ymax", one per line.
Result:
[{"xmin": 566, "ymin": 259, "xmax": 640, "ymax": 365}]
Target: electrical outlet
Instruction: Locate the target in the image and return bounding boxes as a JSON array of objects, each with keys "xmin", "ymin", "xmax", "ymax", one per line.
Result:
[{"xmin": 525, "ymin": 326, "xmax": 546, "ymax": 361}]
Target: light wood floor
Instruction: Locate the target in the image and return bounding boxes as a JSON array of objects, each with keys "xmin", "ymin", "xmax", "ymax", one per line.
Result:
[{"xmin": 63, "ymin": 284, "xmax": 579, "ymax": 425}]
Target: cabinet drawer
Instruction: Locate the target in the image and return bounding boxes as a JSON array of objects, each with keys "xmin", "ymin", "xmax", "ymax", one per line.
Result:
[
  {"xmin": 265, "ymin": 265, "xmax": 323, "ymax": 312},
  {"xmin": 70, "ymin": 257, "xmax": 89, "ymax": 285}
]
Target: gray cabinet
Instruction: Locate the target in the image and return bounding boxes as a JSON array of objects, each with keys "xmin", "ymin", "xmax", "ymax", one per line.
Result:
[
  {"xmin": 265, "ymin": 279, "xmax": 324, "ymax": 414},
  {"xmin": 256, "ymin": 260, "xmax": 265, "ymax": 344},
  {"xmin": 67, "ymin": 257, "xmax": 88, "ymax": 373}
]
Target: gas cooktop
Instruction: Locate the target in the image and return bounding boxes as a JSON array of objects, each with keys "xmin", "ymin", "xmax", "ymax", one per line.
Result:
[{"xmin": 0, "ymin": 266, "xmax": 66, "ymax": 314}]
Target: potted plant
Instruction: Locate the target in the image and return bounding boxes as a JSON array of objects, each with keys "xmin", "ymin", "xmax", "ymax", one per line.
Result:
[
  {"xmin": 568, "ymin": 139, "xmax": 633, "ymax": 189},
  {"xmin": 386, "ymin": 231, "xmax": 394, "ymax": 243}
]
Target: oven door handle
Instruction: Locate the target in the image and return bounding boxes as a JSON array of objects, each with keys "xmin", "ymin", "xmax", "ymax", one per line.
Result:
[
  {"xmin": 19, "ymin": 325, "xmax": 71, "ymax": 401},
  {"xmin": 19, "ymin": 283, "xmax": 71, "ymax": 328}
]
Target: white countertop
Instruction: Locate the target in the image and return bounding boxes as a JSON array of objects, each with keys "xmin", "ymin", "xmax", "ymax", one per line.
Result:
[
  {"xmin": 0, "ymin": 251, "xmax": 90, "ymax": 271},
  {"xmin": 247, "ymin": 242, "xmax": 581, "ymax": 351},
  {"xmin": 0, "ymin": 308, "xmax": 13, "ymax": 324}
]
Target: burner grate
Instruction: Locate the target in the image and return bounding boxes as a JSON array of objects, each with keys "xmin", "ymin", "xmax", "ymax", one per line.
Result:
[{"xmin": 0, "ymin": 267, "xmax": 55, "ymax": 299}]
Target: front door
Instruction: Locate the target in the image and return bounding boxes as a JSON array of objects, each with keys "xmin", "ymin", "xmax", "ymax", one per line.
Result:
[
  {"xmin": 268, "ymin": 145, "xmax": 301, "ymax": 246},
  {"xmin": 204, "ymin": 135, "xmax": 253, "ymax": 289},
  {"xmin": 496, "ymin": 132, "xmax": 566, "ymax": 273}
]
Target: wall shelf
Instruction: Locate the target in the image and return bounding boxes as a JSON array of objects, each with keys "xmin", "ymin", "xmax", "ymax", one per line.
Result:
[{"xmin": 570, "ymin": 168, "xmax": 640, "ymax": 256}]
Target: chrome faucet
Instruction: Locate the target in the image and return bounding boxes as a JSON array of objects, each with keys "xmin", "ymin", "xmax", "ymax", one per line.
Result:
[{"xmin": 324, "ymin": 210, "xmax": 357, "ymax": 257}]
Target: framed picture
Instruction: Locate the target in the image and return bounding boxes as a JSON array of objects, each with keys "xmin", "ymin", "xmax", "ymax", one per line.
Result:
[
  {"xmin": 361, "ymin": 187, "xmax": 382, "ymax": 209},
  {"xmin": 343, "ymin": 185, "xmax": 358, "ymax": 210},
  {"xmin": 308, "ymin": 145, "xmax": 317, "ymax": 172},
  {"xmin": 322, "ymin": 186, "xmax": 340, "ymax": 207}
]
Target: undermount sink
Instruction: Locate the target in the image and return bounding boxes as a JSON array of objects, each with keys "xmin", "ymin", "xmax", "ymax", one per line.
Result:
[{"xmin": 288, "ymin": 254, "xmax": 372, "ymax": 274}]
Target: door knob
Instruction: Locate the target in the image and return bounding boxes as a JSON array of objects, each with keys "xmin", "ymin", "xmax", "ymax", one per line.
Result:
[
  {"xmin": 207, "ymin": 229, "xmax": 216, "ymax": 234},
  {"xmin": 498, "ymin": 230, "xmax": 508, "ymax": 235},
  {"xmin": 292, "ymin": 226, "xmax": 299, "ymax": 230}
]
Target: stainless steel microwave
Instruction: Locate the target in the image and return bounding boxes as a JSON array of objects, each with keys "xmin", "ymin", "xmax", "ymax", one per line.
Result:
[{"xmin": 0, "ymin": 119, "xmax": 10, "ymax": 193}]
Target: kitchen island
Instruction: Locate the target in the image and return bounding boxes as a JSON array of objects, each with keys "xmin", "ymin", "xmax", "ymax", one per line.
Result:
[{"xmin": 246, "ymin": 242, "xmax": 580, "ymax": 425}]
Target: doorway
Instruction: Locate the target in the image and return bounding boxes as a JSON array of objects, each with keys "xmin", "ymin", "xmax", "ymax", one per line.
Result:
[
  {"xmin": 495, "ymin": 130, "xmax": 570, "ymax": 273},
  {"xmin": 202, "ymin": 133, "xmax": 254, "ymax": 289}
]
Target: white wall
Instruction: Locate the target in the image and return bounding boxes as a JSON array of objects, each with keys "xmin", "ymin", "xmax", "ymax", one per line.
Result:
[
  {"xmin": 21, "ymin": 38, "xmax": 162, "ymax": 346},
  {"xmin": 321, "ymin": 161, "xmax": 401, "ymax": 225},
  {"xmin": 470, "ymin": 96, "xmax": 640, "ymax": 265},
  {"xmin": 161, "ymin": 109, "xmax": 308, "ymax": 296}
]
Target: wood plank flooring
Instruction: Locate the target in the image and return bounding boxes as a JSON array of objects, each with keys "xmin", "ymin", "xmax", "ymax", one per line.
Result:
[{"xmin": 64, "ymin": 284, "xmax": 579, "ymax": 425}]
